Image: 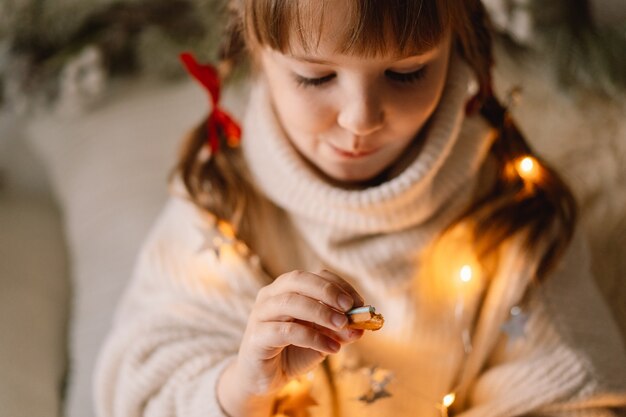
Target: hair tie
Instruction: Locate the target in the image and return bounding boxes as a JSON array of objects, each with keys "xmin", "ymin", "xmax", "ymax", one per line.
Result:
[{"xmin": 179, "ymin": 52, "xmax": 242, "ymax": 153}]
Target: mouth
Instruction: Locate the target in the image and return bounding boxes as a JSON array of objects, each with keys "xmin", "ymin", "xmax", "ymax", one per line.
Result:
[{"xmin": 328, "ymin": 143, "xmax": 380, "ymax": 159}]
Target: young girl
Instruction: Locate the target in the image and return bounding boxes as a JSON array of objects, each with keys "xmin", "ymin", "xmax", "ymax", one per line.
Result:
[{"xmin": 94, "ymin": 1, "xmax": 626, "ymax": 416}]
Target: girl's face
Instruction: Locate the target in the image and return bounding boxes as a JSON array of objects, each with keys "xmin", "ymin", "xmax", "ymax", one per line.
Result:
[{"xmin": 258, "ymin": 13, "xmax": 452, "ymax": 185}]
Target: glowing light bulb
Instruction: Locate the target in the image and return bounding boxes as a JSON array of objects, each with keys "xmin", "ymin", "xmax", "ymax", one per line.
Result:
[
  {"xmin": 513, "ymin": 155, "xmax": 541, "ymax": 183},
  {"xmin": 442, "ymin": 393, "xmax": 456, "ymax": 408},
  {"xmin": 282, "ymin": 379, "xmax": 303, "ymax": 396},
  {"xmin": 519, "ymin": 156, "xmax": 534, "ymax": 173},
  {"xmin": 218, "ymin": 220, "xmax": 236, "ymax": 239},
  {"xmin": 459, "ymin": 265, "xmax": 473, "ymax": 282}
]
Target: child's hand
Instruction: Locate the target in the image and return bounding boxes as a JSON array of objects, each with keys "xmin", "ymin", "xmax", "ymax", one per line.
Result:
[{"xmin": 234, "ymin": 269, "xmax": 364, "ymax": 396}]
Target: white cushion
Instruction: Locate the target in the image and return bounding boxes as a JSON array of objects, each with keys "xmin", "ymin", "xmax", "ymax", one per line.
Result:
[{"xmin": 25, "ymin": 77, "xmax": 208, "ymax": 417}]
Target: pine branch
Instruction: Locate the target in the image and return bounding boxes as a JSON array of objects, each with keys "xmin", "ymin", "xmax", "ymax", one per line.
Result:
[
  {"xmin": 0, "ymin": 0, "xmax": 226, "ymax": 114},
  {"xmin": 530, "ymin": 0, "xmax": 626, "ymax": 97}
]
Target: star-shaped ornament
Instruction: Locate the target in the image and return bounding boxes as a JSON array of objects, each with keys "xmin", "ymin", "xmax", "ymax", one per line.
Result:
[
  {"xmin": 501, "ymin": 305, "xmax": 529, "ymax": 347},
  {"xmin": 357, "ymin": 366, "xmax": 394, "ymax": 405},
  {"xmin": 358, "ymin": 387, "xmax": 392, "ymax": 404},
  {"xmin": 273, "ymin": 378, "xmax": 318, "ymax": 417}
]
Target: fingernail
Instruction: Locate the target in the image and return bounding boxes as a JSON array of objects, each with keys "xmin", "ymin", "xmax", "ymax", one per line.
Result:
[
  {"xmin": 348, "ymin": 329, "xmax": 363, "ymax": 339},
  {"xmin": 327, "ymin": 339, "xmax": 341, "ymax": 353},
  {"xmin": 332, "ymin": 313, "xmax": 348, "ymax": 329},
  {"xmin": 338, "ymin": 294, "xmax": 353, "ymax": 311}
]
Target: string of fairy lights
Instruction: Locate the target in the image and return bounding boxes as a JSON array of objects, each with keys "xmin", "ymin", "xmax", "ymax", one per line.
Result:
[{"xmin": 438, "ymin": 154, "xmax": 539, "ymax": 417}]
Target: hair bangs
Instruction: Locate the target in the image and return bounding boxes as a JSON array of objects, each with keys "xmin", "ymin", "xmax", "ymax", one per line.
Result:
[{"xmin": 246, "ymin": 0, "xmax": 451, "ymax": 58}]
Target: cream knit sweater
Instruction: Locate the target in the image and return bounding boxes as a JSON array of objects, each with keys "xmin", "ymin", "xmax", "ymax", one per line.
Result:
[{"xmin": 94, "ymin": 57, "xmax": 626, "ymax": 417}]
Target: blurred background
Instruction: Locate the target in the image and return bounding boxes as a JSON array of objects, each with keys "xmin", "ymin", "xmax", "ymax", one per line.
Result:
[{"xmin": 0, "ymin": 1, "xmax": 625, "ymax": 417}]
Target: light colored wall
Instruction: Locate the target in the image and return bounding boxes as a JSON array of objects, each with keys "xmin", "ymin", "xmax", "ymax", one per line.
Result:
[{"xmin": 0, "ymin": 113, "xmax": 54, "ymax": 199}]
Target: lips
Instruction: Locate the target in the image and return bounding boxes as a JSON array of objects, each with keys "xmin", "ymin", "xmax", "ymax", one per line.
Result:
[{"xmin": 328, "ymin": 143, "xmax": 379, "ymax": 158}]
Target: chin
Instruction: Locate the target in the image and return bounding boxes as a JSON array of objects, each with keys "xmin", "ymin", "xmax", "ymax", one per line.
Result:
[{"xmin": 322, "ymin": 164, "xmax": 386, "ymax": 186}]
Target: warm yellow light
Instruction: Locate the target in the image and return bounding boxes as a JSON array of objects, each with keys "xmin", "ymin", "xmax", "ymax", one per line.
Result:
[
  {"xmin": 519, "ymin": 156, "xmax": 535, "ymax": 173},
  {"xmin": 459, "ymin": 265, "xmax": 473, "ymax": 282},
  {"xmin": 514, "ymin": 155, "xmax": 542, "ymax": 181},
  {"xmin": 217, "ymin": 220, "xmax": 236, "ymax": 239},
  {"xmin": 442, "ymin": 393, "xmax": 456, "ymax": 408},
  {"xmin": 282, "ymin": 379, "xmax": 303, "ymax": 395}
]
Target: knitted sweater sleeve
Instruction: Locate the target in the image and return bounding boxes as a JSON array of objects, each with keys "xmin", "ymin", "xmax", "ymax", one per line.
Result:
[
  {"xmin": 460, "ymin": 234, "xmax": 626, "ymax": 417},
  {"xmin": 93, "ymin": 195, "xmax": 266, "ymax": 417}
]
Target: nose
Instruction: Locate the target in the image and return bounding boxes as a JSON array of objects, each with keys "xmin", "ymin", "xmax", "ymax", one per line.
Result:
[{"xmin": 337, "ymin": 87, "xmax": 384, "ymax": 138}]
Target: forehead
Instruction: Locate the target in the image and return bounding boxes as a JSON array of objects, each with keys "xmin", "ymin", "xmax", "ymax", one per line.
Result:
[{"xmin": 247, "ymin": 0, "xmax": 450, "ymax": 59}]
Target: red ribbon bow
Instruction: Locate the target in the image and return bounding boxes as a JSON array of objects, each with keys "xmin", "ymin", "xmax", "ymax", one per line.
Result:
[{"xmin": 179, "ymin": 52, "xmax": 242, "ymax": 153}]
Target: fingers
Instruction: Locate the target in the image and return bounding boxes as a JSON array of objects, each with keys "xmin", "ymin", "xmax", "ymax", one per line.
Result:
[
  {"xmin": 258, "ymin": 269, "xmax": 364, "ymax": 313},
  {"xmin": 302, "ymin": 320, "xmax": 365, "ymax": 344},
  {"xmin": 254, "ymin": 321, "xmax": 341, "ymax": 357},
  {"xmin": 257, "ymin": 293, "xmax": 349, "ymax": 332},
  {"xmin": 247, "ymin": 269, "xmax": 365, "ymax": 362},
  {"xmin": 317, "ymin": 269, "xmax": 365, "ymax": 307}
]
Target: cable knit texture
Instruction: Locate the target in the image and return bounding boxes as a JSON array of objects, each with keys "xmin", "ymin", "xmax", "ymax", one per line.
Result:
[{"xmin": 94, "ymin": 56, "xmax": 626, "ymax": 417}]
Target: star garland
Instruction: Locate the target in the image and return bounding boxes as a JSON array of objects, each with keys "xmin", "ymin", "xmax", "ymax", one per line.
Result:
[
  {"xmin": 357, "ymin": 365, "xmax": 394, "ymax": 404},
  {"xmin": 501, "ymin": 305, "xmax": 530, "ymax": 347}
]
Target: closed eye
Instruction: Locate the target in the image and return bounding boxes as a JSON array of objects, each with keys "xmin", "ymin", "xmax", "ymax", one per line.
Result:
[
  {"xmin": 293, "ymin": 67, "xmax": 427, "ymax": 88},
  {"xmin": 385, "ymin": 67, "xmax": 427, "ymax": 83},
  {"xmin": 294, "ymin": 73, "xmax": 336, "ymax": 88}
]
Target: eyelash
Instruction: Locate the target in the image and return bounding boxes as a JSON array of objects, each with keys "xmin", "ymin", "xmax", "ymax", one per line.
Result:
[
  {"xmin": 385, "ymin": 67, "xmax": 428, "ymax": 83},
  {"xmin": 294, "ymin": 74, "xmax": 336, "ymax": 87},
  {"xmin": 294, "ymin": 67, "xmax": 428, "ymax": 88}
]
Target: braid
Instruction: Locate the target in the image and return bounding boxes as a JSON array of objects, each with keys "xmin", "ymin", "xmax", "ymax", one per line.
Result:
[
  {"xmin": 170, "ymin": 2, "xmax": 260, "ymax": 246},
  {"xmin": 470, "ymin": 96, "xmax": 577, "ymax": 280},
  {"xmin": 451, "ymin": 0, "xmax": 578, "ymax": 281}
]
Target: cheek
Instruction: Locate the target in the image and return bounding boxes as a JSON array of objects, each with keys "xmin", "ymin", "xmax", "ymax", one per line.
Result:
[
  {"xmin": 264, "ymin": 74, "xmax": 336, "ymax": 135},
  {"xmin": 388, "ymin": 68, "xmax": 449, "ymax": 131},
  {"xmin": 384, "ymin": 91, "xmax": 437, "ymax": 136},
  {"xmin": 282, "ymin": 94, "xmax": 333, "ymax": 132}
]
